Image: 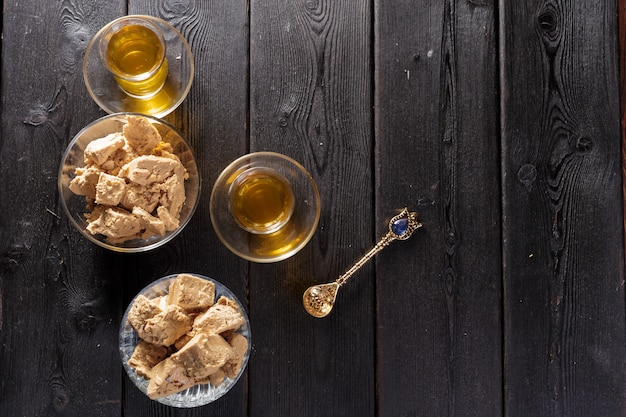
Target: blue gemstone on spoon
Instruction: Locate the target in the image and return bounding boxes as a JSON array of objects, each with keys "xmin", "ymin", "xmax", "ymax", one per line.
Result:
[{"xmin": 391, "ymin": 218, "xmax": 409, "ymax": 236}]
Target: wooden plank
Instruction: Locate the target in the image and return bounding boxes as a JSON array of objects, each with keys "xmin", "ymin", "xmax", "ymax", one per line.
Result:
[
  {"xmin": 120, "ymin": 1, "xmax": 251, "ymax": 416},
  {"xmin": 501, "ymin": 1, "xmax": 626, "ymax": 416},
  {"xmin": 618, "ymin": 0, "xmax": 626, "ymax": 253},
  {"xmin": 375, "ymin": 0, "xmax": 502, "ymax": 416},
  {"xmin": 249, "ymin": 0, "xmax": 375, "ymax": 416},
  {"xmin": 0, "ymin": 2, "xmax": 125, "ymax": 416}
]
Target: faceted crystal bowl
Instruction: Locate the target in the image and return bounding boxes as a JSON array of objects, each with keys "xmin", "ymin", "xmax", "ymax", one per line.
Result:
[{"xmin": 119, "ymin": 273, "xmax": 251, "ymax": 407}]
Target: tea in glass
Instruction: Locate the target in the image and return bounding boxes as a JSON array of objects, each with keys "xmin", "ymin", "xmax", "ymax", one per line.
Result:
[
  {"xmin": 100, "ymin": 17, "xmax": 168, "ymax": 98},
  {"xmin": 210, "ymin": 152, "xmax": 321, "ymax": 262},
  {"xmin": 229, "ymin": 167, "xmax": 295, "ymax": 234}
]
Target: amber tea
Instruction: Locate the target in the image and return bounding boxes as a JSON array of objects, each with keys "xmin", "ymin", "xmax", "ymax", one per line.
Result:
[
  {"xmin": 229, "ymin": 168, "xmax": 295, "ymax": 234},
  {"xmin": 100, "ymin": 18, "xmax": 168, "ymax": 98}
]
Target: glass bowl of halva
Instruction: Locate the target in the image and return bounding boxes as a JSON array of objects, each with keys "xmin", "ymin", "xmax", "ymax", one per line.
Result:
[
  {"xmin": 119, "ymin": 273, "xmax": 251, "ymax": 407},
  {"xmin": 58, "ymin": 113, "xmax": 200, "ymax": 252}
]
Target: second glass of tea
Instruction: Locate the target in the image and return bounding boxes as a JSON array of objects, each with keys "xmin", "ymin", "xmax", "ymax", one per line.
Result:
[
  {"xmin": 210, "ymin": 152, "xmax": 321, "ymax": 263},
  {"xmin": 99, "ymin": 16, "xmax": 169, "ymax": 98}
]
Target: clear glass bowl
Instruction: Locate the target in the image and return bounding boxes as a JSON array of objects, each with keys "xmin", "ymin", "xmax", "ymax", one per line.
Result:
[
  {"xmin": 58, "ymin": 112, "xmax": 201, "ymax": 252},
  {"xmin": 119, "ymin": 273, "xmax": 251, "ymax": 407},
  {"xmin": 210, "ymin": 152, "xmax": 321, "ymax": 262}
]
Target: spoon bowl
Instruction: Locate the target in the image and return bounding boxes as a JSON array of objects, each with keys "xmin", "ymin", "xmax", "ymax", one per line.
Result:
[{"xmin": 302, "ymin": 282, "xmax": 339, "ymax": 318}]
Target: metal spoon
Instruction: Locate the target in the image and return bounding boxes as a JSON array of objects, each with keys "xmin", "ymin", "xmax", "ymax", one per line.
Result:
[{"xmin": 303, "ymin": 208, "xmax": 422, "ymax": 318}]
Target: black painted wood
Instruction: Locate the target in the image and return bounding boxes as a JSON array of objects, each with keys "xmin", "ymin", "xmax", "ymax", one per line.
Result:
[
  {"xmin": 501, "ymin": 1, "xmax": 626, "ymax": 416},
  {"xmin": 0, "ymin": 0, "xmax": 625, "ymax": 416},
  {"xmin": 375, "ymin": 1, "xmax": 502, "ymax": 416},
  {"xmin": 121, "ymin": 1, "xmax": 250, "ymax": 416},
  {"xmin": 248, "ymin": 0, "xmax": 375, "ymax": 416},
  {"xmin": 0, "ymin": 2, "xmax": 125, "ymax": 416}
]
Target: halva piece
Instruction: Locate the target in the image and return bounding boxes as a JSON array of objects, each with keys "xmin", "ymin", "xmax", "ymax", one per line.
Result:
[
  {"xmin": 128, "ymin": 295, "xmax": 192, "ymax": 347},
  {"xmin": 127, "ymin": 295, "xmax": 162, "ymax": 327},
  {"xmin": 128, "ymin": 340, "xmax": 169, "ymax": 379},
  {"xmin": 86, "ymin": 206, "xmax": 143, "ymax": 242},
  {"xmin": 146, "ymin": 333, "xmax": 233, "ymax": 399},
  {"xmin": 222, "ymin": 333, "xmax": 249, "ymax": 379},
  {"xmin": 84, "ymin": 132, "xmax": 126, "ymax": 166},
  {"xmin": 123, "ymin": 115, "xmax": 162, "ymax": 155},
  {"xmin": 192, "ymin": 303, "xmax": 246, "ymax": 336},
  {"xmin": 167, "ymin": 273, "xmax": 216, "ymax": 312},
  {"xmin": 140, "ymin": 305, "xmax": 192, "ymax": 347},
  {"xmin": 95, "ymin": 172, "xmax": 126, "ymax": 206}
]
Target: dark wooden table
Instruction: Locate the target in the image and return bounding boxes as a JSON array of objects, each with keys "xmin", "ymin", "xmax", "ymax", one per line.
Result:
[{"xmin": 2, "ymin": 1, "xmax": 625, "ymax": 416}]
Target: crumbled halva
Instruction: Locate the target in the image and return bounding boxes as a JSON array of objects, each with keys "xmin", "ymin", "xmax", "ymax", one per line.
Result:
[
  {"xmin": 119, "ymin": 155, "xmax": 185, "ymax": 186},
  {"xmin": 69, "ymin": 166, "xmax": 102, "ymax": 199},
  {"xmin": 95, "ymin": 172, "xmax": 126, "ymax": 206},
  {"xmin": 127, "ymin": 274, "xmax": 248, "ymax": 399},
  {"xmin": 156, "ymin": 206, "xmax": 179, "ymax": 231},
  {"xmin": 86, "ymin": 206, "xmax": 143, "ymax": 241},
  {"xmin": 132, "ymin": 207, "xmax": 167, "ymax": 237},
  {"xmin": 147, "ymin": 333, "xmax": 233, "ymax": 399},
  {"xmin": 157, "ymin": 173, "xmax": 186, "ymax": 218},
  {"xmin": 120, "ymin": 182, "xmax": 161, "ymax": 213},
  {"xmin": 167, "ymin": 273, "xmax": 216, "ymax": 312},
  {"xmin": 222, "ymin": 333, "xmax": 249, "ymax": 379},
  {"xmin": 69, "ymin": 116, "xmax": 188, "ymax": 243},
  {"xmin": 127, "ymin": 295, "xmax": 162, "ymax": 329},
  {"xmin": 123, "ymin": 115, "xmax": 162, "ymax": 155},
  {"xmin": 207, "ymin": 368, "xmax": 226, "ymax": 387},
  {"xmin": 84, "ymin": 132, "xmax": 126, "ymax": 166},
  {"xmin": 138, "ymin": 304, "xmax": 193, "ymax": 347},
  {"xmin": 128, "ymin": 340, "xmax": 169, "ymax": 379},
  {"xmin": 192, "ymin": 303, "xmax": 246, "ymax": 336}
]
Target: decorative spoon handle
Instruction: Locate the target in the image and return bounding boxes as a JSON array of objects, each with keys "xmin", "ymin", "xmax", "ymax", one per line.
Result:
[
  {"xmin": 336, "ymin": 208, "xmax": 421, "ymax": 286},
  {"xmin": 302, "ymin": 208, "xmax": 422, "ymax": 318}
]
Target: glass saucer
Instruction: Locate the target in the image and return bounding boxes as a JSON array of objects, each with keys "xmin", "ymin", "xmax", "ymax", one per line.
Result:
[
  {"xmin": 83, "ymin": 15, "xmax": 194, "ymax": 118},
  {"xmin": 210, "ymin": 152, "xmax": 321, "ymax": 263}
]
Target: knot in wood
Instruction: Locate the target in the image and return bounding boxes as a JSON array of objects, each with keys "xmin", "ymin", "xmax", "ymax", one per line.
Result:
[
  {"xmin": 575, "ymin": 136, "xmax": 593, "ymax": 153},
  {"xmin": 445, "ymin": 231, "xmax": 457, "ymax": 246},
  {"xmin": 537, "ymin": 3, "xmax": 561, "ymax": 44},
  {"xmin": 278, "ymin": 113, "xmax": 289, "ymax": 127},
  {"xmin": 0, "ymin": 244, "xmax": 30, "ymax": 271},
  {"xmin": 538, "ymin": 10, "xmax": 556, "ymax": 32},
  {"xmin": 24, "ymin": 107, "xmax": 50, "ymax": 126},
  {"xmin": 164, "ymin": 0, "xmax": 195, "ymax": 15},
  {"xmin": 54, "ymin": 392, "xmax": 70, "ymax": 411},
  {"xmin": 305, "ymin": 0, "xmax": 319, "ymax": 11},
  {"xmin": 517, "ymin": 164, "xmax": 537, "ymax": 186},
  {"xmin": 72, "ymin": 299, "xmax": 102, "ymax": 331}
]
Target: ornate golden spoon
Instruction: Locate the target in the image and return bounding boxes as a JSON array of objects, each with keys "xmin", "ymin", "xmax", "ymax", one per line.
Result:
[{"xmin": 303, "ymin": 208, "xmax": 422, "ymax": 317}]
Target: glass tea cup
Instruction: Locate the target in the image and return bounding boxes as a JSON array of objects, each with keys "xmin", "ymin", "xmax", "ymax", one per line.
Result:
[
  {"xmin": 99, "ymin": 16, "xmax": 169, "ymax": 98},
  {"xmin": 229, "ymin": 166, "xmax": 296, "ymax": 234},
  {"xmin": 210, "ymin": 152, "xmax": 321, "ymax": 263}
]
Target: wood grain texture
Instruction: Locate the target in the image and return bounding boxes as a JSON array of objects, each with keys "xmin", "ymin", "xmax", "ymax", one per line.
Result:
[
  {"xmin": 1, "ymin": 0, "xmax": 624, "ymax": 416},
  {"xmin": 621, "ymin": 0, "xmax": 626, "ymax": 268},
  {"xmin": 0, "ymin": 1, "xmax": 125, "ymax": 416},
  {"xmin": 501, "ymin": 1, "xmax": 626, "ymax": 416},
  {"xmin": 121, "ymin": 1, "xmax": 250, "ymax": 416},
  {"xmin": 249, "ymin": 0, "xmax": 374, "ymax": 416},
  {"xmin": 375, "ymin": 0, "xmax": 502, "ymax": 416}
]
